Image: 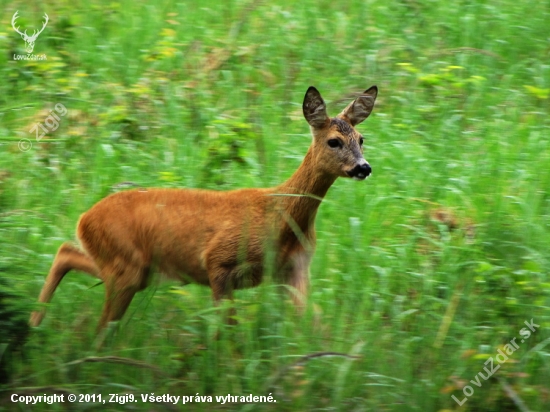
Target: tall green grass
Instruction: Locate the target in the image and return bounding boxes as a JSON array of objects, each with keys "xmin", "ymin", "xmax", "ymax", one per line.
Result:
[{"xmin": 1, "ymin": 0, "xmax": 549, "ymax": 410}]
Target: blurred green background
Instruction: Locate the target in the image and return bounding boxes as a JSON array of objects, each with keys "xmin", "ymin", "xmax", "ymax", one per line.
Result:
[{"xmin": 1, "ymin": 0, "xmax": 549, "ymax": 410}]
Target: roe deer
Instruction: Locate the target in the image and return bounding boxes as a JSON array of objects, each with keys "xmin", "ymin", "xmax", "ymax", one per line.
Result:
[{"xmin": 29, "ymin": 85, "xmax": 378, "ymax": 331}]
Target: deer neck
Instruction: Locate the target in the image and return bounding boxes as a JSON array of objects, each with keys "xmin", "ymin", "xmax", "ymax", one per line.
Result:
[{"xmin": 276, "ymin": 148, "xmax": 337, "ymax": 237}]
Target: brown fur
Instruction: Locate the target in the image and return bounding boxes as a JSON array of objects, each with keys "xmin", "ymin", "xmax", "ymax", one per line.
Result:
[{"xmin": 29, "ymin": 86, "xmax": 378, "ymax": 331}]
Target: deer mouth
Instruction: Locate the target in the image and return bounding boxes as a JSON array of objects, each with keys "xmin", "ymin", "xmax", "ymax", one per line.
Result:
[{"xmin": 347, "ymin": 163, "xmax": 372, "ymax": 180}]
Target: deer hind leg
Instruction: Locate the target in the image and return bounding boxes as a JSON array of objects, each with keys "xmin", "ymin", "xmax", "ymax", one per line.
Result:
[
  {"xmin": 95, "ymin": 263, "xmax": 150, "ymax": 332},
  {"xmin": 29, "ymin": 242, "xmax": 101, "ymax": 327},
  {"xmin": 96, "ymin": 282, "xmax": 137, "ymax": 333}
]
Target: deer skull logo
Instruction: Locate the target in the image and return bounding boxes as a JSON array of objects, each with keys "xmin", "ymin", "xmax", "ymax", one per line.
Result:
[{"xmin": 11, "ymin": 11, "xmax": 49, "ymax": 54}]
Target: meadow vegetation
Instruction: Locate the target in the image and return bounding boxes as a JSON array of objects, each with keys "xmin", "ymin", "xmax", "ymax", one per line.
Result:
[{"xmin": 0, "ymin": 0, "xmax": 549, "ymax": 410}]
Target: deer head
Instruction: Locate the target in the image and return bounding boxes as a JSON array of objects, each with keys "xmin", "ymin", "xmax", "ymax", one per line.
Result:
[
  {"xmin": 303, "ymin": 86, "xmax": 378, "ymax": 181},
  {"xmin": 12, "ymin": 11, "xmax": 49, "ymax": 54}
]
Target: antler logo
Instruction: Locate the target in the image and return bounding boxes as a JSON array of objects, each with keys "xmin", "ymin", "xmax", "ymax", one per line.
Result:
[{"xmin": 11, "ymin": 11, "xmax": 49, "ymax": 54}]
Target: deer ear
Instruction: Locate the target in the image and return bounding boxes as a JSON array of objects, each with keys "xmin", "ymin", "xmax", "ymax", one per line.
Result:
[
  {"xmin": 303, "ymin": 86, "xmax": 329, "ymax": 129},
  {"xmin": 339, "ymin": 86, "xmax": 378, "ymax": 126}
]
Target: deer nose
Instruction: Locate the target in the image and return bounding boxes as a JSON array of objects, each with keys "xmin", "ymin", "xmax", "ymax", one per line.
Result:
[{"xmin": 348, "ymin": 162, "xmax": 372, "ymax": 180}]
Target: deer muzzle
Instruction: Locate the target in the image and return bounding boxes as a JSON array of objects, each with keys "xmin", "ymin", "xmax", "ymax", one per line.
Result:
[{"xmin": 347, "ymin": 161, "xmax": 372, "ymax": 180}]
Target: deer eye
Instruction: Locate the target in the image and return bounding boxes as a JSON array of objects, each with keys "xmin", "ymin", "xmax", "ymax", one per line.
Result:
[
  {"xmin": 327, "ymin": 138, "xmax": 341, "ymax": 148},
  {"xmin": 359, "ymin": 137, "xmax": 364, "ymax": 146}
]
